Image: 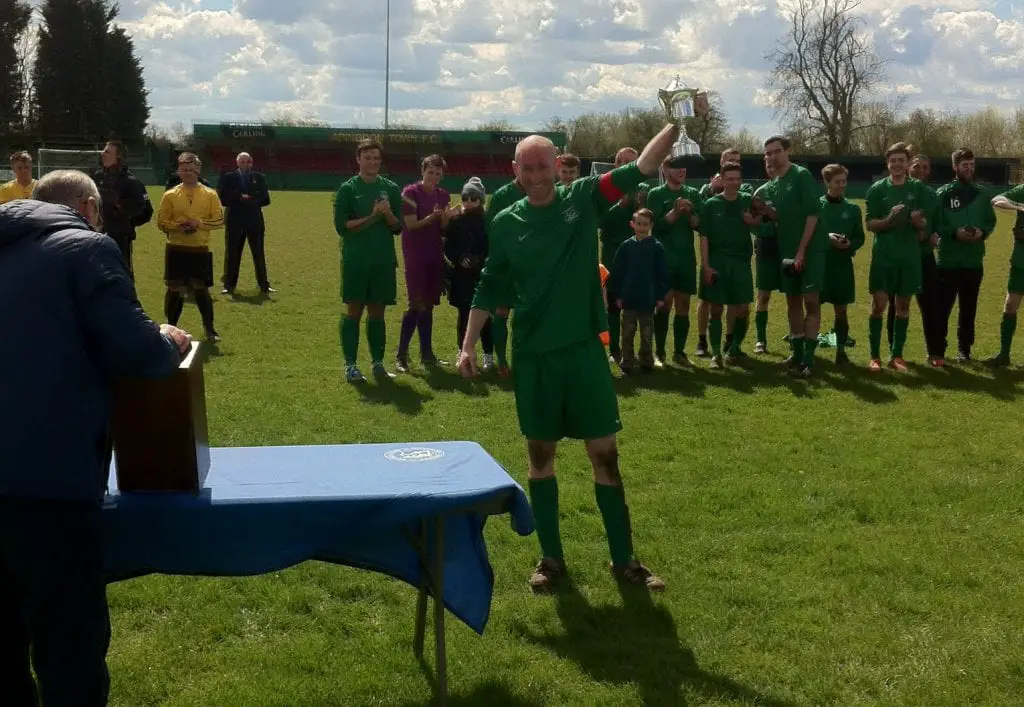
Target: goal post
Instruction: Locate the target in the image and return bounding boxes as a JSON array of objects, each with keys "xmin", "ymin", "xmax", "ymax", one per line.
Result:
[{"xmin": 37, "ymin": 148, "xmax": 103, "ymax": 177}]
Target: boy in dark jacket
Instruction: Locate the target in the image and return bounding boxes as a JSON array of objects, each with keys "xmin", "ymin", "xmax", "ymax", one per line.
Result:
[
  {"xmin": 444, "ymin": 177, "xmax": 495, "ymax": 370},
  {"xmin": 608, "ymin": 207, "xmax": 669, "ymax": 374}
]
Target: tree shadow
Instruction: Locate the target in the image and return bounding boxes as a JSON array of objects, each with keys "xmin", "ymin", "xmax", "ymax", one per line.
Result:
[
  {"xmin": 353, "ymin": 376, "xmax": 433, "ymax": 415},
  {"xmin": 384, "ymin": 679, "xmax": 544, "ymax": 707},
  {"xmin": 515, "ymin": 579, "xmax": 795, "ymax": 706}
]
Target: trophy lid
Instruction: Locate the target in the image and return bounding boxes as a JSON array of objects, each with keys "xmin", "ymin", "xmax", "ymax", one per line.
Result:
[{"xmin": 663, "ymin": 74, "xmax": 686, "ymax": 92}]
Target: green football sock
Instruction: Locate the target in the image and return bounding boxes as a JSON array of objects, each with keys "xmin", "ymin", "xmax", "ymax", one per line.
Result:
[
  {"xmin": 528, "ymin": 477, "xmax": 563, "ymax": 560},
  {"xmin": 653, "ymin": 309, "xmax": 669, "ymax": 357},
  {"xmin": 835, "ymin": 318, "xmax": 849, "ymax": 355},
  {"xmin": 1000, "ymin": 314, "xmax": 1017, "ymax": 357},
  {"xmin": 892, "ymin": 317, "xmax": 909, "ymax": 358},
  {"xmin": 709, "ymin": 318, "xmax": 723, "ymax": 357},
  {"xmin": 673, "ymin": 315, "xmax": 690, "ymax": 355},
  {"xmin": 755, "ymin": 310, "xmax": 768, "ymax": 343},
  {"xmin": 493, "ymin": 314, "xmax": 509, "ymax": 367},
  {"xmin": 366, "ymin": 317, "xmax": 386, "ymax": 364},
  {"xmin": 803, "ymin": 336, "xmax": 818, "ymax": 367},
  {"xmin": 868, "ymin": 316, "xmax": 882, "ymax": 359},
  {"xmin": 791, "ymin": 335, "xmax": 805, "ymax": 362},
  {"xmin": 341, "ymin": 316, "xmax": 359, "ymax": 366},
  {"xmin": 730, "ymin": 316, "xmax": 748, "ymax": 356},
  {"xmin": 594, "ymin": 483, "xmax": 633, "ymax": 566},
  {"xmin": 608, "ymin": 308, "xmax": 621, "ymax": 353}
]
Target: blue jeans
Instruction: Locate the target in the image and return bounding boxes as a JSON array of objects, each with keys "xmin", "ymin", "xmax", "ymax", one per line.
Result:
[{"xmin": 0, "ymin": 497, "xmax": 110, "ymax": 706}]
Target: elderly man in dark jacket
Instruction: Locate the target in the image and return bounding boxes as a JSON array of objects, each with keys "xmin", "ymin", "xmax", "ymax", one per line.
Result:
[
  {"xmin": 218, "ymin": 151, "xmax": 273, "ymax": 294},
  {"xmin": 0, "ymin": 169, "xmax": 190, "ymax": 706},
  {"xmin": 90, "ymin": 140, "xmax": 152, "ymax": 277}
]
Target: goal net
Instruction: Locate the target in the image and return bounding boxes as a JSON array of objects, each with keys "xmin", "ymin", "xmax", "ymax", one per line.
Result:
[
  {"xmin": 0, "ymin": 169, "xmax": 12, "ymax": 182},
  {"xmin": 37, "ymin": 148, "xmax": 102, "ymax": 176}
]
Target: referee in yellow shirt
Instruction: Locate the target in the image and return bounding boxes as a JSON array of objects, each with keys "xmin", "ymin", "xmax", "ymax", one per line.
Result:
[
  {"xmin": 0, "ymin": 151, "xmax": 36, "ymax": 204},
  {"xmin": 157, "ymin": 152, "xmax": 225, "ymax": 342}
]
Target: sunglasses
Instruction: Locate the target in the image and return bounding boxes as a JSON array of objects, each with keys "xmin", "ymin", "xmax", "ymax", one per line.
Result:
[{"xmin": 462, "ymin": 195, "xmax": 481, "ymax": 202}]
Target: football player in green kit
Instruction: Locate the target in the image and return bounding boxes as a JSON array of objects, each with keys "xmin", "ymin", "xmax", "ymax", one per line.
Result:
[
  {"xmin": 752, "ymin": 156, "xmax": 780, "ymax": 354},
  {"xmin": 865, "ymin": 142, "xmax": 932, "ymax": 372},
  {"xmin": 647, "ymin": 154, "xmax": 701, "ymax": 363},
  {"xmin": 696, "ymin": 148, "xmax": 754, "ymax": 357},
  {"xmin": 985, "ymin": 184, "xmax": 1024, "ymax": 366},
  {"xmin": 600, "ymin": 147, "xmax": 650, "ymax": 364},
  {"xmin": 457, "ymin": 125, "xmax": 684, "ymax": 593},
  {"xmin": 334, "ymin": 139, "xmax": 404, "ymax": 382},
  {"xmin": 698, "ymin": 162, "xmax": 757, "ymax": 368},
  {"xmin": 484, "ymin": 172, "xmax": 527, "ymax": 377},
  {"xmin": 818, "ymin": 164, "xmax": 865, "ymax": 364},
  {"xmin": 761, "ymin": 136, "xmax": 825, "ymax": 378}
]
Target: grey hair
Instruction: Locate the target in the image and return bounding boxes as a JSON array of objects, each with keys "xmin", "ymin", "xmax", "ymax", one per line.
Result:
[{"xmin": 32, "ymin": 170, "xmax": 102, "ymax": 212}]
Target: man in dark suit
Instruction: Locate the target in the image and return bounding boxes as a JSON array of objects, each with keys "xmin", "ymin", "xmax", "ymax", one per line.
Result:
[{"xmin": 217, "ymin": 151, "xmax": 273, "ymax": 294}]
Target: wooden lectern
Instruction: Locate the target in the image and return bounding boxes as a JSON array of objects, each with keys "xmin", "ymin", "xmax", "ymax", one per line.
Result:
[{"xmin": 110, "ymin": 340, "xmax": 210, "ymax": 493}]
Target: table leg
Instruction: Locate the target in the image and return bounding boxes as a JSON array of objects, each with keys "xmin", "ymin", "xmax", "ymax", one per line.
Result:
[
  {"xmin": 414, "ymin": 518, "xmax": 428, "ymax": 659},
  {"xmin": 433, "ymin": 516, "xmax": 447, "ymax": 702}
]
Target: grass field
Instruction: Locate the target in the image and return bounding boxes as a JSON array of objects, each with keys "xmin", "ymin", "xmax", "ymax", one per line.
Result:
[{"xmin": 109, "ymin": 187, "xmax": 1024, "ymax": 706}]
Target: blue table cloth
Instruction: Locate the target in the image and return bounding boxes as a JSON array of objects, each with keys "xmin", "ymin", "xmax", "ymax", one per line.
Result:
[{"xmin": 103, "ymin": 441, "xmax": 534, "ymax": 634}]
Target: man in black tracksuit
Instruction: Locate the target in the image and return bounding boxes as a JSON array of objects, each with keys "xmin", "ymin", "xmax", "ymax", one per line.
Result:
[
  {"xmin": 91, "ymin": 141, "xmax": 151, "ymax": 276},
  {"xmin": 217, "ymin": 151, "xmax": 273, "ymax": 294}
]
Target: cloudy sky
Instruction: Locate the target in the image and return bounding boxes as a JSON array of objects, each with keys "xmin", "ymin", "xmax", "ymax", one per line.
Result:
[{"xmin": 111, "ymin": 0, "xmax": 1024, "ymax": 140}]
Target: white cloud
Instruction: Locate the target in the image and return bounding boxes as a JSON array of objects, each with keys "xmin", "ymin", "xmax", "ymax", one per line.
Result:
[{"xmin": 113, "ymin": 0, "xmax": 1024, "ymax": 141}]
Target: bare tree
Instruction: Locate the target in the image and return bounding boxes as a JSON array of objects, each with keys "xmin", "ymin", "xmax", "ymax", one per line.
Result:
[
  {"xmin": 766, "ymin": 0, "xmax": 887, "ymax": 154},
  {"xmin": 477, "ymin": 119, "xmax": 518, "ymax": 131},
  {"xmin": 852, "ymin": 99, "xmax": 903, "ymax": 155},
  {"xmin": 722, "ymin": 128, "xmax": 763, "ymax": 155},
  {"xmin": 13, "ymin": 14, "xmax": 36, "ymax": 129},
  {"xmin": 263, "ymin": 107, "xmax": 328, "ymax": 127}
]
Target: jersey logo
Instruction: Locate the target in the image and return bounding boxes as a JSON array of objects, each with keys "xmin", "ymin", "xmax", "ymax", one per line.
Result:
[
  {"xmin": 379, "ymin": 192, "xmax": 388, "ymax": 201},
  {"xmin": 563, "ymin": 205, "xmax": 580, "ymax": 223},
  {"xmin": 519, "ymin": 231, "xmax": 531, "ymax": 242},
  {"xmin": 841, "ymin": 212, "xmax": 849, "ymax": 220}
]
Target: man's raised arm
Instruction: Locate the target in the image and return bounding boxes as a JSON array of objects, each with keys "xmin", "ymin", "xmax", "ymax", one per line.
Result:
[{"xmin": 636, "ymin": 123, "xmax": 683, "ymax": 176}]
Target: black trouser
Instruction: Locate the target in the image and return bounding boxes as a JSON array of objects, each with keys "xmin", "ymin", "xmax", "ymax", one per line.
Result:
[
  {"xmin": 223, "ymin": 219, "xmax": 269, "ymax": 290},
  {"xmin": 456, "ymin": 306, "xmax": 493, "ymax": 354},
  {"xmin": 110, "ymin": 235, "xmax": 133, "ymax": 280},
  {"xmin": 888, "ymin": 252, "xmax": 941, "ymax": 356},
  {"xmin": 935, "ymin": 267, "xmax": 984, "ymax": 358},
  {"xmin": 0, "ymin": 497, "xmax": 110, "ymax": 707}
]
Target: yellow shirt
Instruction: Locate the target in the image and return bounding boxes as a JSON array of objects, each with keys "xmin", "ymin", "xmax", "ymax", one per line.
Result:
[
  {"xmin": 157, "ymin": 183, "xmax": 225, "ymax": 248},
  {"xmin": 0, "ymin": 179, "xmax": 36, "ymax": 204}
]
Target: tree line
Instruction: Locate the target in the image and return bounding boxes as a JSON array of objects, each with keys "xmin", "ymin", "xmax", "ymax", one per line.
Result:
[{"xmin": 0, "ymin": 0, "xmax": 148, "ymax": 143}]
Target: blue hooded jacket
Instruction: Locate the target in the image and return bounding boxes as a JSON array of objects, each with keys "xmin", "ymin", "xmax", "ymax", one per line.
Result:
[{"xmin": 0, "ymin": 200, "xmax": 181, "ymax": 502}]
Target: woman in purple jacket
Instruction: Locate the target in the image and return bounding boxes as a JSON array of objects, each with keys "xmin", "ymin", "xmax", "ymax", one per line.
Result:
[{"xmin": 396, "ymin": 154, "xmax": 459, "ymax": 371}]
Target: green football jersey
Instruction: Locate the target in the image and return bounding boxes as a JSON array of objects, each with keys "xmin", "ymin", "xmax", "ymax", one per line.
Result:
[
  {"xmin": 818, "ymin": 195, "xmax": 865, "ymax": 266},
  {"xmin": 486, "ymin": 179, "xmax": 526, "ymax": 230},
  {"xmin": 473, "ymin": 163, "xmax": 648, "ymax": 355},
  {"xmin": 865, "ymin": 176, "xmax": 933, "ymax": 264},
  {"xmin": 333, "ymin": 175, "xmax": 403, "ymax": 265},
  {"xmin": 1005, "ymin": 184, "xmax": 1024, "ymax": 270},
  {"xmin": 699, "ymin": 181, "xmax": 754, "ymax": 200},
  {"xmin": 700, "ymin": 193, "xmax": 754, "ymax": 262},
  {"xmin": 647, "ymin": 183, "xmax": 702, "ymax": 270},
  {"xmin": 599, "ymin": 182, "xmax": 650, "ymax": 266},
  {"xmin": 935, "ymin": 180, "xmax": 997, "ymax": 269},
  {"xmin": 761, "ymin": 164, "xmax": 822, "ymax": 257}
]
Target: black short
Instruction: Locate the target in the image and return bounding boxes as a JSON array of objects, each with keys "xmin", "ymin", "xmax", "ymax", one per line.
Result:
[{"xmin": 164, "ymin": 245, "xmax": 213, "ymax": 288}]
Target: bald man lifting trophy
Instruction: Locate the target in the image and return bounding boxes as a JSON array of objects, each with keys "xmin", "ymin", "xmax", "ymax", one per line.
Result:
[
  {"xmin": 658, "ymin": 75, "xmax": 709, "ymax": 163},
  {"xmin": 217, "ymin": 151, "xmax": 274, "ymax": 294}
]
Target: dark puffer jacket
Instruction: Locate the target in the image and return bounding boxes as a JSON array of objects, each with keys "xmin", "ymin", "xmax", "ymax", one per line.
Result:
[{"xmin": 0, "ymin": 200, "xmax": 181, "ymax": 502}]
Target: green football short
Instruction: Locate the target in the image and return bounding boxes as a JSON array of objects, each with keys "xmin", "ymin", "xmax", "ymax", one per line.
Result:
[
  {"xmin": 821, "ymin": 257, "xmax": 856, "ymax": 305},
  {"xmin": 697, "ymin": 257, "xmax": 753, "ymax": 305},
  {"xmin": 780, "ymin": 250, "xmax": 825, "ymax": 297},
  {"xmin": 1007, "ymin": 266, "xmax": 1024, "ymax": 295},
  {"xmin": 669, "ymin": 260, "xmax": 697, "ymax": 294},
  {"xmin": 342, "ymin": 260, "xmax": 397, "ymax": 305},
  {"xmin": 868, "ymin": 257, "xmax": 922, "ymax": 298},
  {"xmin": 513, "ymin": 338, "xmax": 622, "ymax": 442}
]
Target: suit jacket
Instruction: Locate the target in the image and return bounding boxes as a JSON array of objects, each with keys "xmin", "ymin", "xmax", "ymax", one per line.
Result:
[{"xmin": 217, "ymin": 169, "xmax": 271, "ymax": 226}]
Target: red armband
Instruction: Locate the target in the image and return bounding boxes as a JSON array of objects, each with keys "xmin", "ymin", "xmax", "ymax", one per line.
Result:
[{"xmin": 598, "ymin": 172, "xmax": 624, "ymax": 203}]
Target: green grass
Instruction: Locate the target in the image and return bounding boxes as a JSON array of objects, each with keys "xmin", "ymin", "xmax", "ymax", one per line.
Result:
[{"xmin": 110, "ymin": 188, "xmax": 1024, "ymax": 706}]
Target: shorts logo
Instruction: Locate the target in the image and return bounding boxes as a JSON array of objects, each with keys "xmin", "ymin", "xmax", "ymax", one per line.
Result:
[
  {"xmin": 563, "ymin": 205, "xmax": 580, "ymax": 223},
  {"xmin": 384, "ymin": 447, "xmax": 446, "ymax": 463}
]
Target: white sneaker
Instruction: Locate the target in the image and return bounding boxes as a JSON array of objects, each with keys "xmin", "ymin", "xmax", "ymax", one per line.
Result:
[{"xmin": 482, "ymin": 353, "xmax": 495, "ymax": 371}]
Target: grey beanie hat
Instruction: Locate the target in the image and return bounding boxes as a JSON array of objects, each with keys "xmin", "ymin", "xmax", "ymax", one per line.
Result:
[{"xmin": 461, "ymin": 176, "xmax": 486, "ymax": 201}]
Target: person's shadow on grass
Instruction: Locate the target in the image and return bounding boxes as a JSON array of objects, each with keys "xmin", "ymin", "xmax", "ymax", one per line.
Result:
[
  {"xmin": 353, "ymin": 376, "xmax": 433, "ymax": 416},
  {"xmin": 390, "ymin": 679, "xmax": 544, "ymax": 707},
  {"xmin": 518, "ymin": 579, "xmax": 795, "ymax": 706}
]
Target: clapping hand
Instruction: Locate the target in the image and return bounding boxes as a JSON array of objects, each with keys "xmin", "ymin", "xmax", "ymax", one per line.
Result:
[
  {"xmin": 910, "ymin": 210, "xmax": 926, "ymax": 230},
  {"xmin": 674, "ymin": 197, "xmax": 692, "ymax": 214}
]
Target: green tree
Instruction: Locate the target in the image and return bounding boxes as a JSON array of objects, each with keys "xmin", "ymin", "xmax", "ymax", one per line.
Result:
[
  {"xmin": 0, "ymin": 0, "xmax": 32, "ymax": 131},
  {"xmin": 104, "ymin": 26, "xmax": 149, "ymax": 139}
]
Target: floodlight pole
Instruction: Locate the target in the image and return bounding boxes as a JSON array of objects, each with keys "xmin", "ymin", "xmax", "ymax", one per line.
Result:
[{"xmin": 384, "ymin": 0, "xmax": 391, "ymax": 142}]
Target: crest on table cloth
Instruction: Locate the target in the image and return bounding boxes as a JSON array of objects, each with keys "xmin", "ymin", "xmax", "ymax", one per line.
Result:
[{"xmin": 384, "ymin": 447, "xmax": 446, "ymax": 463}]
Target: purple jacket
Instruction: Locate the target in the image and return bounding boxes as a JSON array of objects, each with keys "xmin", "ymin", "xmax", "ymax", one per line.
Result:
[{"xmin": 400, "ymin": 183, "xmax": 450, "ymax": 265}]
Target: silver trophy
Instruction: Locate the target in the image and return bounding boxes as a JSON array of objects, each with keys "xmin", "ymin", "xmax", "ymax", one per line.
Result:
[{"xmin": 658, "ymin": 75, "xmax": 705, "ymax": 161}]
